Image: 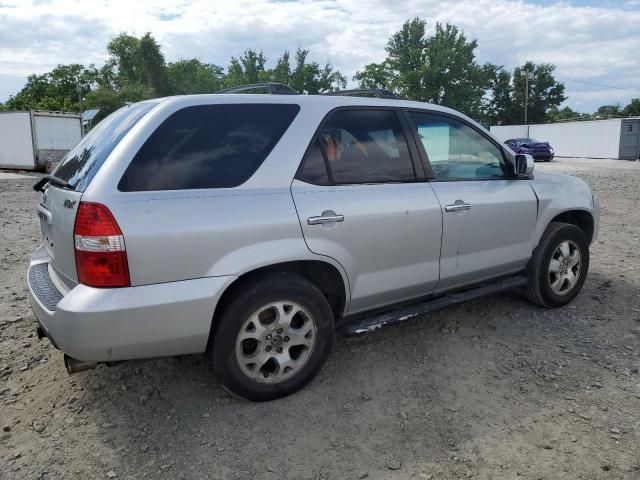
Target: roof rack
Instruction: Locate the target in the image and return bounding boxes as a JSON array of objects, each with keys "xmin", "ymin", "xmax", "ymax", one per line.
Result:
[
  {"xmin": 323, "ymin": 88, "xmax": 401, "ymax": 100},
  {"xmin": 215, "ymin": 82, "xmax": 298, "ymax": 95}
]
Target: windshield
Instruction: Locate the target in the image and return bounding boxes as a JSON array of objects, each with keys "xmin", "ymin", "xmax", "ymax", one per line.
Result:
[{"xmin": 52, "ymin": 101, "xmax": 158, "ymax": 192}]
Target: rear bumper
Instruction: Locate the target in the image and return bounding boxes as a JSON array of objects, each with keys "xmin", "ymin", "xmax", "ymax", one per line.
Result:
[{"xmin": 27, "ymin": 245, "xmax": 235, "ymax": 362}]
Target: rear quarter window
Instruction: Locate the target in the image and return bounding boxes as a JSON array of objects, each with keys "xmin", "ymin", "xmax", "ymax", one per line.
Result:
[{"xmin": 118, "ymin": 103, "xmax": 300, "ymax": 191}]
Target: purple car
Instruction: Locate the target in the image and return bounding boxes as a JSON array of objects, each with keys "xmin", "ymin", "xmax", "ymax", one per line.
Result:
[{"xmin": 505, "ymin": 138, "xmax": 555, "ymax": 162}]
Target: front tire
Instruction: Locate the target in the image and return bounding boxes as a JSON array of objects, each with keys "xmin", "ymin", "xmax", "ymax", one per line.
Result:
[
  {"xmin": 525, "ymin": 222, "xmax": 589, "ymax": 307},
  {"xmin": 206, "ymin": 273, "xmax": 334, "ymax": 401}
]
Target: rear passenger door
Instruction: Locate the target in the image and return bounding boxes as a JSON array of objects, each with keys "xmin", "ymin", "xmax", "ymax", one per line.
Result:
[
  {"xmin": 407, "ymin": 111, "xmax": 538, "ymax": 292},
  {"xmin": 290, "ymin": 108, "xmax": 443, "ymax": 314}
]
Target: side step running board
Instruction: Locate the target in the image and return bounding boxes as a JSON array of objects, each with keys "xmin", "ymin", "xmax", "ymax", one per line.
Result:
[{"xmin": 340, "ymin": 275, "xmax": 528, "ymax": 336}]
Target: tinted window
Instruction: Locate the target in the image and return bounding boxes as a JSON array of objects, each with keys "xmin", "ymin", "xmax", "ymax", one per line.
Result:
[
  {"xmin": 297, "ymin": 139, "xmax": 331, "ymax": 185},
  {"xmin": 53, "ymin": 102, "xmax": 157, "ymax": 192},
  {"xmin": 409, "ymin": 112, "xmax": 506, "ymax": 180},
  {"xmin": 319, "ymin": 109, "xmax": 415, "ymax": 184},
  {"xmin": 119, "ymin": 104, "xmax": 300, "ymax": 191}
]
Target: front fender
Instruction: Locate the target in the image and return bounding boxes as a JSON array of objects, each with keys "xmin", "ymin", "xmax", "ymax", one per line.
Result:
[{"xmin": 529, "ymin": 172, "xmax": 598, "ymax": 249}]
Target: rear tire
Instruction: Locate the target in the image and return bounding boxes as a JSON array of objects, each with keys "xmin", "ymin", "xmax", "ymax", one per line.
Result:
[
  {"xmin": 525, "ymin": 222, "xmax": 589, "ymax": 308},
  {"xmin": 206, "ymin": 272, "xmax": 334, "ymax": 401}
]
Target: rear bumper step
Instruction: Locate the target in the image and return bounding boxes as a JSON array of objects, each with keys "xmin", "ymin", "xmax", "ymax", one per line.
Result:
[
  {"xmin": 341, "ymin": 275, "xmax": 528, "ymax": 336},
  {"xmin": 29, "ymin": 262, "xmax": 63, "ymax": 311}
]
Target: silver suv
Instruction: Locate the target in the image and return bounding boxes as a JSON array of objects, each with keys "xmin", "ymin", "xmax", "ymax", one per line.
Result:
[{"xmin": 28, "ymin": 85, "xmax": 600, "ymax": 401}]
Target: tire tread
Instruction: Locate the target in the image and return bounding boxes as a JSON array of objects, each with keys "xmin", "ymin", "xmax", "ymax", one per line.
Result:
[
  {"xmin": 525, "ymin": 222, "xmax": 588, "ymax": 308},
  {"xmin": 205, "ymin": 272, "xmax": 334, "ymax": 401}
]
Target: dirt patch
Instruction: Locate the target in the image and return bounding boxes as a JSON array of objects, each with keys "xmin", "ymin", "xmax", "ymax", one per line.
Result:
[{"xmin": 1, "ymin": 159, "xmax": 640, "ymax": 479}]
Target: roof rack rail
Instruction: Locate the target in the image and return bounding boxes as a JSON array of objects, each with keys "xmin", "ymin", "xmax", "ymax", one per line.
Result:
[
  {"xmin": 215, "ymin": 82, "xmax": 298, "ymax": 95},
  {"xmin": 323, "ymin": 88, "xmax": 401, "ymax": 100}
]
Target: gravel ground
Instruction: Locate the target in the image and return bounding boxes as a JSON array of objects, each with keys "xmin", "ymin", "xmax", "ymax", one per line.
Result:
[{"xmin": 1, "ymin": 158, "xmax": 640, "ymax": 480}]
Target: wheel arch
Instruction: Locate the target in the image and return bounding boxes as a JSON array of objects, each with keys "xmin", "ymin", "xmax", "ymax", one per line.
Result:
[
  {"xmin": 547, "ymin": 210, "xmax": 595, "ymax": 244},
  {"xmin": 532, "ymin": 206, "xmax": 595, "ymax": 251},
  {"xmin": 207, "ymin": 260, "xmax": 349, "ymax": 344}
]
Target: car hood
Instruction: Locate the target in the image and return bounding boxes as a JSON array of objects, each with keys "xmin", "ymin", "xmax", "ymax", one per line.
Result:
[{"xmin": 532, "ymin": 171, "xmax": 585, "ymax": 186}]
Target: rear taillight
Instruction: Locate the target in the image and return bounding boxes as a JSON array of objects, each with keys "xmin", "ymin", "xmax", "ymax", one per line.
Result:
[{"xmin": 74, "ymin": 202, "xmax": 130, "ymax": 288}]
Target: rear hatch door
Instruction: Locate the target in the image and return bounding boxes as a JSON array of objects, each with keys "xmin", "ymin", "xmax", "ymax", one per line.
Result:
[
  {"xmin": 38, "ymin": 185, "xmax": 82, "ymax": 285},
  {"xmin": 36, "ymin": 101, "xmax": 158, "ymax": 287}
]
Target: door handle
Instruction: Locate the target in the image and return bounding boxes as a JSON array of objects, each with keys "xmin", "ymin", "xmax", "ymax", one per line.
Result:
[
  {"xmin": 445, "ymin": 201, "xmax": 471, "ymax": 212},
  {"xmin": 307, "ymin": 210, "xmax": 344, "ymax": 225},
  {"xmin": 37, "ymin": 204, "xmax": 52, "ymax": 224}
]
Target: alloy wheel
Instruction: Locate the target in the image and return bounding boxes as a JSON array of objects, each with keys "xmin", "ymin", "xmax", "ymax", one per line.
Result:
[
  {"xmin": 548, "ymin": 240, "xmax": 581, "ymax": 296},
  {"xmin": 235, "ymin": 301, "xmax": 317, "ymax": 383}
]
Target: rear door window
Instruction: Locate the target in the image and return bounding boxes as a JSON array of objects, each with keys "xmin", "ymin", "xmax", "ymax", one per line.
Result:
[
  {"xmin": 53, "ymin": 101, "xmax": 157, "ymax": 192},
  {"xmin": 297, "ymin": 109, "xmax": 415, "ymax": 185},
  {"xmin": 118, "ymin": 104, "xmax": 300, "ymax": 191}
]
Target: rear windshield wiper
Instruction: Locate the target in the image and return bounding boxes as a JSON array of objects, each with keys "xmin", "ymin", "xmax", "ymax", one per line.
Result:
[{"xmin": 33, "ymin": 174, "xmax": 73, "ymax": 192}]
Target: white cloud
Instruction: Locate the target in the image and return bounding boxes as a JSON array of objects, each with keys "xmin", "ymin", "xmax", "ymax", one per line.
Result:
[{"xmin": 0, "ymin": 0, "xmax": 638, "ymax": 113}]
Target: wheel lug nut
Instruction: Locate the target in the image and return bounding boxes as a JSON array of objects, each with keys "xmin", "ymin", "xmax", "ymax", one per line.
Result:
[
  {"xmin": 276, "ymin": 347, "xmax": 282, "ymax": 353},
  {"xmin": 284, "ymin": 336, "xmax": 289, "ymax": 342},
  {"xmin": 266, "ymin": 346, "xmax": 271, "ymax": 352},
  {"xmin": 277, "ymin": 328, "xmax": 283, "ymax": 334},
  {"xmin": 266, "ymin": 334, "xmax": 271, "ymax": 340}
]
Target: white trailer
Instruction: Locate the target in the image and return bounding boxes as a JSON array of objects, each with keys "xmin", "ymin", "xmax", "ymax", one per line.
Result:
[{"xmin": 0, "ymin": 110, "xmax": 81, "ymax": 171}]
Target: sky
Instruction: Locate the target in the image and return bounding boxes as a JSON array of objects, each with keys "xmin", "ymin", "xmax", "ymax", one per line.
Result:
[{"xmin": 0, "ymin": 0, "xmax": 639, "ymax": 113}]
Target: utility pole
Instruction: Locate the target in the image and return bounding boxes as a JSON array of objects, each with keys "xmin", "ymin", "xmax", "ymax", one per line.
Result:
[
  {"xmin": 521, "ymin": 69, "xmax": 534, "ymax": 125},
  {"xmin": 76, "ymin": 82, "xmax": 84, "ymax": 137}
]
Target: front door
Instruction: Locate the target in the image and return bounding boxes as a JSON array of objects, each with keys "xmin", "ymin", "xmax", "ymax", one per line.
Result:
[
  {"xmin": 291, "ymin": 108, "xmax": 443, "ymax": 314},
  {"xmin": 407, "ymin": 111, "xmax": 538, "ymax": 292}
]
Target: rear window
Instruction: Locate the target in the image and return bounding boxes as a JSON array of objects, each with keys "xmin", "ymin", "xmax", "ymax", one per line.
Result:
[
  {"xmin": 118, "ymin": 104, "xmax": 300, "ymax": 191},
  {"xmin": 53, "ymin": 102, "xmax": 157, "ymax": 192}
]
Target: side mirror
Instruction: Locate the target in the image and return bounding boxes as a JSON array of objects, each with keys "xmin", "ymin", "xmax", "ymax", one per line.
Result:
[{"xmin": 515, "ymin": 154, "xmax": 534, "ymax": 176}]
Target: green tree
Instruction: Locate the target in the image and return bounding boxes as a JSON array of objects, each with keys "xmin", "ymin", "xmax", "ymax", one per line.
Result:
[
  {"xmin": 354, "ymin": 18, "xmax": 492, "ymax": 116},
  {"xmin": 383, "ymin": 18, "xmax": 428, "ymax": 99},
  {"xmin": 483, "ymin": 66, "xmax": 512, "ymax": 122},
  {"xmin": 353, "ymin": 61, "xmax": 394, "ymax": 89},
  {"xmin": 167, "ymin": 59, "xmax": 224, "ymax": 94},
  {"xmin": 270, "ymin": 51, "xmax": 291, "ymax": 85},
  {"xmin": 286, "ymin": 49, "xmax": 346, "ymax": 94},
  {"xmin": 511, "ymin": 62, "xmax": 566, "ymax": 124},
  {"xmin": 224, "ymin": 48, "xmax": 345, "ymax": 93},
  {"xmin": 106, "ymin": 32, "xmax": 170, "ymax": 95},
  {"xmin": 225, "ymin": 49, "xmax": 269, "ymax": 87},
  {"xmin": 84, "ymin": 83, "xmax": 155, "ymax": 124},
  {"xmin": 595, "ymin": 104, "xmax": 621, "ymax": 117},
  {"xmin": 485, "ymin": 62, "xmax": 566, "ymax": 124},
  {"xmin": 355, "ymin": 18, "xmax": 427, "ymax": 98},
  {"xmin": 422, "ymin": 23, "xmax": 492, "ymax": 115},
  {"xmin": 78, "ymin": 32, "xmax": 172, "ymax": 120},
  {"xmin": 3, "ymin": 64, "xmax": 101, "ymax": 111},
  {"xmin": 548, "ymin": 106, "xmax": 581, "ymax": 122},
  {"xmin": 622, "ymin": 98, "xmax": 640, "ymax": 116},
  {"xmin": 2, "ymin": 32, "xmax": 344, "ymax": 119}
]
